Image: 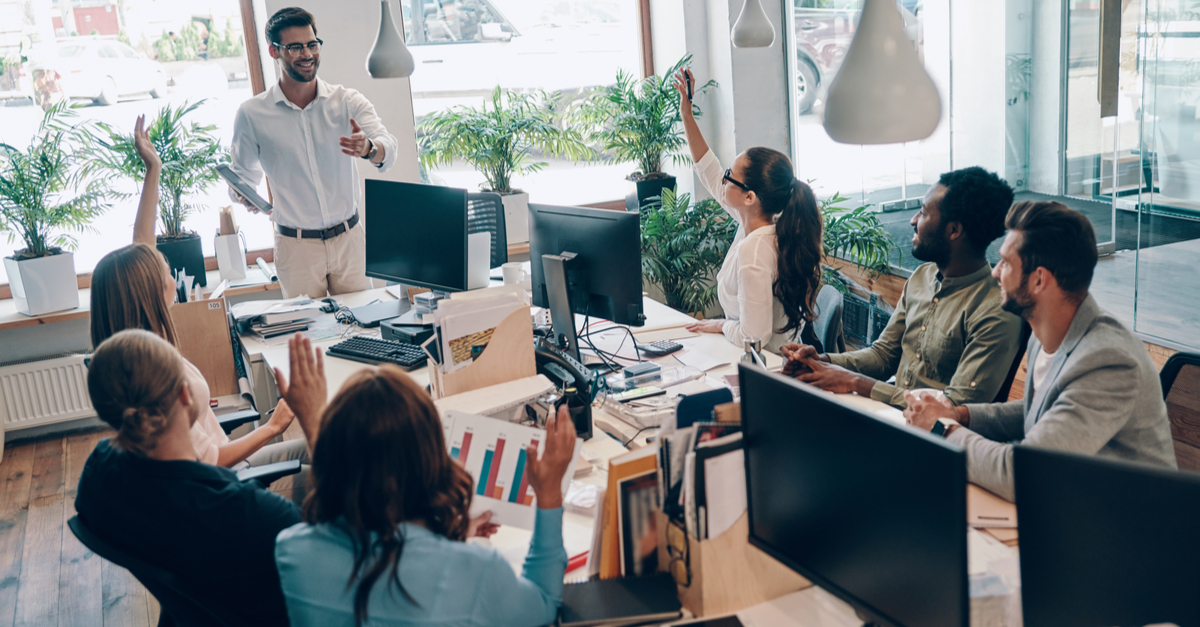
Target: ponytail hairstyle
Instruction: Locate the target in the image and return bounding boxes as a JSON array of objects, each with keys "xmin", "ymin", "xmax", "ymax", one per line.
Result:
[
  {"xmin": 303, "ymin": 365, "xmax": 474, "ymax": 627},
  {"xmin": 739, "ymin": 147, "xmax": 823, "ymax": 335},
  {"xmin": 87, "ymin": 329, "xmax": 188, "ymax": 456}
]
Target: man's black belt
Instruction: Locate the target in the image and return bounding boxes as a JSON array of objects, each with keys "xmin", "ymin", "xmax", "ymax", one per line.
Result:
[{"xmin": 276, "ymin": 213, "xmax": 359, "ymax": 240}]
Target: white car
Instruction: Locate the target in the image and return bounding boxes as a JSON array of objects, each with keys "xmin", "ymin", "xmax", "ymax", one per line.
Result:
[{"xmin": 30, "ymin": 39, "xmax": 168, "ymax": 106}]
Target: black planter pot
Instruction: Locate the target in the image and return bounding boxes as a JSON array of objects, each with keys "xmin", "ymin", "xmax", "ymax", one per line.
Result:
[
  {"xmin": 157, "ymin": 233, "xmax": 207, "ymax": 287},
  {"xmin": 625, "ymin": 175, "xmax": 677, "ymax": 211}
]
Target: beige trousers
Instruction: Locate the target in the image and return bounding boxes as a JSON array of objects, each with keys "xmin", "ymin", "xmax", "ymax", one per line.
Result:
[
  {"xmin": 244, "ymin": 438, "xmax": 311, "ymax": 506},
  {"xmin": 273, "ymin": 222, "xmax": 372, "ymax": 298}
]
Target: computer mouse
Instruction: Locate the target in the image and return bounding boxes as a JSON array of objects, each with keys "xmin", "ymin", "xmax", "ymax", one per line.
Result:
[{"xmin": 320, "ymin": 297, "xmax": 339, "ymax": 314}]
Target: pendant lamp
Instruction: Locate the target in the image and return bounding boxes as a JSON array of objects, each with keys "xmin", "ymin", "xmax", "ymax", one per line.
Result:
[
  {"xmin": 731, "ymin": 0, "xmax": 775, "ymax": 48},
  {"xmin": 366, "ymin": 0, "xmax": 414, "ymax": 78},
  {"xmin": 822, "ymin": 0, "xmax": 940, "ymax": 144}
]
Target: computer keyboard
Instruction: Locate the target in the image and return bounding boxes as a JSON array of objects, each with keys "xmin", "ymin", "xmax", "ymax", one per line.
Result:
[{"xmin": 326, "ymin": 336, "xmax": 428, "ymax": 371}]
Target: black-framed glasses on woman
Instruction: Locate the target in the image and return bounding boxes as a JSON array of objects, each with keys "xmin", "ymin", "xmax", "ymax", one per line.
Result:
[
  {"xmin": 273, "ymin": 39, "xmax": 323, "ymax": 56},
  {"xmin": 723, "ymin": 168, "xmax": 751, "ymax": 193}
]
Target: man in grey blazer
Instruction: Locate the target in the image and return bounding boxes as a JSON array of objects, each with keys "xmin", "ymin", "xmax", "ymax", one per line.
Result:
[{"xmin": 903, "ymin": 200, "xmax": 1176, "ymax": 500}]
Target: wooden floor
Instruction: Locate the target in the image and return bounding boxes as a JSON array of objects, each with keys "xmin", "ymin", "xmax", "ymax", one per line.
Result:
[{"xmin": 0, "ymin": 428, "xmax": 162, "ymax": 627}]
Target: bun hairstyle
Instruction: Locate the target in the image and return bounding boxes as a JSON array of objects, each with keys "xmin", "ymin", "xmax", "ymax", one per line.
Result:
[
  {"xmin": 87, "ymin": 329, "xmax": 187, "ymax": 456},
  {"xmin": 740, "ymin": 147, "xmax": 823, "ymax": 335},
  {"xmin": 303, "ymin": 365, "xmax": 474, "ymax": 627}
]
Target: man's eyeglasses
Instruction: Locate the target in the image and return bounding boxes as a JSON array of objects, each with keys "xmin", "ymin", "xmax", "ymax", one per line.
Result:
[
  {"xmin": 723, "ymin": 168, "xmax": 751, "ymax": 193},
  {"xmin": 273, "ymin": 39, "xmax": 323, "ymax": 56}
]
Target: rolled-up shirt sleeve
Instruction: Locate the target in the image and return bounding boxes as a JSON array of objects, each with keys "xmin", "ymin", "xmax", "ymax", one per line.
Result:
[{"xmin": 349, "ymin": 89, "xmax": 398, "ymax": 173}]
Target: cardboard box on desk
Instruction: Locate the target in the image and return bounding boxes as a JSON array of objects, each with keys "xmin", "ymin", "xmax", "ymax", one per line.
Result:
[
  {"xmin": 654, "ymin": 510, "xmax": 809, "ymax": 618},
  {"xmin": 429, "ymin": 307, "xmax": 536, "ymax": 398},
  {"xmin": 169, "ymin": 298, "xmax": 238, "ymax": 396}
]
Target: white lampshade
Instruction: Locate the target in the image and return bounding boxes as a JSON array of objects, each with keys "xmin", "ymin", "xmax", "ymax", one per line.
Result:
[
  {"xmin": 731, "ymin": 0, "xmax": 775, "ymax": 48},
  {"xmin": 822, "ymin": 0, "xmax": 940, "ymax": 144},
  {"xmin": 366, "ymin": 0, "xmax": 414, "ymax": 78}
]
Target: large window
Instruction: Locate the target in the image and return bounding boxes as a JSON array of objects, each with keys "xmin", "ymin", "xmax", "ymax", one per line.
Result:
[
  {"xmin": 0, "ymin": 0, "xmax": 258, "ymax": 285},
  {"xmin": 403, "ymin": 0, "xmax": 644, "ymax": 205}
]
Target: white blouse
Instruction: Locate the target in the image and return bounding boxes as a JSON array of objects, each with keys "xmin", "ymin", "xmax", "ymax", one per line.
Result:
[
  {"xmin": 695, "ymin": 151, "xmax": 801, "ymax": 355},
  {"xmin": 184, "ymin": 358, "xmax": 230, "ymax": 465}
]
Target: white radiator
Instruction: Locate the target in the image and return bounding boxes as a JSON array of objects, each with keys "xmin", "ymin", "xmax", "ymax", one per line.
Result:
[{"xmin": 0, "ymin": 353, "xmax": 95, "ymax": 431}]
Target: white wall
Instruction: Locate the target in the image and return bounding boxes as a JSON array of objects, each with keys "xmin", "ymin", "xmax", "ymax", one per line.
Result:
[
  {"xmin": 1028, "ymin": 0, "xmax": 1064, "ymax": 194},
  {"xmin": 949, "ymin": 0, "xmax": 1006, "ymax": 175},
  {"xmin": 260, "ymin": 0, "xmax": 421, "ymax": 187}
]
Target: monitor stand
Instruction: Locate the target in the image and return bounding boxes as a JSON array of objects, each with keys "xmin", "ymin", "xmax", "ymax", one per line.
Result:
[{"xmin": 542, "ymin": 251, "xmax": 581, "ymax": 362}]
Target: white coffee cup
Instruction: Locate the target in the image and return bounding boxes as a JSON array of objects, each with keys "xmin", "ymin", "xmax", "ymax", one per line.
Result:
[{"xmin": 502, "ymin": 262, "xmax": 527, "ymax": 286}]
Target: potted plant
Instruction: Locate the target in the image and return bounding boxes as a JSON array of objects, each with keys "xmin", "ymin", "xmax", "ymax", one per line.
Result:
[
  {"xmin": 92, "ymin": 100, "xmax": 224, "ymax": 285},
  {"xmin": 581, "ymin": 55, "xmax": 716, "ymax": 211},
  {"xmin": 640, "ymin": 187, "xmax": 738, "ymax": 316},
  {"xmin": 0, "ymin": 104, "xmax": 109, "ymax": 316},
  {"xmin": 819, "ymin": 190, "xmax": 899, "ymax": 291},
  {"xmin": 418, "ymin": 86, "xmax": 591, "ymax": 245}
]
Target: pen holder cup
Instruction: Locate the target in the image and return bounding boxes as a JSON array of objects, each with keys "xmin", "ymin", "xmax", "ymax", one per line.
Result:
[
  {"xmin": 655, "ymin": 511, "xmax": 809, "ymax": 617},
  {"xmin": 215, "ymin": 233, "xmax": 247, "ymax": 281}
]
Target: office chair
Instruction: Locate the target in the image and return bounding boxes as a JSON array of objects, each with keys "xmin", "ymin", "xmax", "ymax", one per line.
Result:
[
  {"xmin": 993, "ymin": 319, "xmax": 1032, "ymax": 403},
  {"xmin": 68, "ymin": 515, "xmax": 237, "ymax": 627},
  {"xmin": 1160, "ymin": 351, "xmax": 1200, "ymax": 472},
  {"xmin": 813, "ymin": 285, "xmax": 845, "ymax": 354},
  {"xmin": 467, "ymin": 191, "xmax": 509, "ymax": 269}
]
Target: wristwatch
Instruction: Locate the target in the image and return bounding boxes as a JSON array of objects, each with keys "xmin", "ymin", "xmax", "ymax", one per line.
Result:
[
  {"xmin": 361, "ymin": 138, "xmax": 378, "ymax": 161},
  {"xmin": 930, "ymin": 418, "xmax": 960, "ymax": 438}
]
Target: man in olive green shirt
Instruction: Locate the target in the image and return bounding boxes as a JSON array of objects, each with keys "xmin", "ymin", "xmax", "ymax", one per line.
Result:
[{"xmin": 783, "ymin": 167, "xmax": 1023, "ymax": 408}]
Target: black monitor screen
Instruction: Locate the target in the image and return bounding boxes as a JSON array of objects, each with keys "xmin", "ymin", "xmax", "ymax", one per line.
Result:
[
  {"xmin": 528, "ymin": 203, "xmax": 643, "ymax": 326},
  {"xmin": 740, "ymin": 365, "xmax": 968, "ymax": 627},
  {"xmin": 1015, "ymin": 446, "xmax": 1200, "ymax": 627},
  {"xmin": 365, "ymin": 180, "xmax": 467, "ymax": 292}
]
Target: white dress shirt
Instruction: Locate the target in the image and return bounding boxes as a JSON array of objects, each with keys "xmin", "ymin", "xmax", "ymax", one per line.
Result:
[
  {"xmin": 229, "ymin": 78, "xmax": 397, "ymax": 230},
  {"xmin": 695, "ymin": 150, "xmax": 800, "ymax": 354}
]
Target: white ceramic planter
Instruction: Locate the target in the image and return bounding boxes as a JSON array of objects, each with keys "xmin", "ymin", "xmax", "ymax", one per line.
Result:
[
  {"xmin": 4, "ymin": 252, "xmax": 80, "ymax": 316},
  {"xmin": 500, "ymin": 191, "xmax": 530, "ymax": 245}
]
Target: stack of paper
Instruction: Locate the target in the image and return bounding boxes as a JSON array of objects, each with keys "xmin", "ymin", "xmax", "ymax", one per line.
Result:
[{"xmin": 429, "ymin": 291, "xmax": 527, "ymax": 373}]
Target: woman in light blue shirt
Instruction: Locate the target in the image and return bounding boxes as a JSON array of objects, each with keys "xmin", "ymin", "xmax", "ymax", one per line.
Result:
[{"xmin": 272, "ymin": 358, "xmax": 577, "ymax": 627}]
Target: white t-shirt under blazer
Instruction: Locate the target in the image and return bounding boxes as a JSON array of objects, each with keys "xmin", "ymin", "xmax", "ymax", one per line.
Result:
[{"xmin": 695, "ymin": 150, "xmax": 803, "ymax": 355}]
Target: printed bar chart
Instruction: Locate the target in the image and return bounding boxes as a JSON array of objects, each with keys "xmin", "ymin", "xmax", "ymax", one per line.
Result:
[
  {"xmin": 509, "ymin": 439, "xmax": 538, "ymax": 505},
  {"xmin": 451, "ymin": 430, "xmax": 473, "ymax": 463},
  {"xmin": 485, "ymin": 438, "xmax": 506, "ymax": 498}
]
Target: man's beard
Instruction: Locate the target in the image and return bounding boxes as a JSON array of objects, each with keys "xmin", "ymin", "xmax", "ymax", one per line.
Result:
[
  {"xmin": 912, "ymin": 226, "xmax": 951, "ymax": 266},
  {"xmin": 1000, "ymin": 274, "xmax": 1035, "ymax": 318},
  {"xmin": 284, "ymin": 58, "xmax": 319, "ymax": 82}
]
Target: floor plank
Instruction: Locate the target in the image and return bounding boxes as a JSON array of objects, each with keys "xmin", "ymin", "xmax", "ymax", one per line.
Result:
[
  {"xmin": 29, "ymin": 438, "xmax": 65, "ymax": 501},
  {"xmin": 13, "ymin": 495, "xmax": 64, "ymax": 627},
  {"xmin": 0, "ymin": 444, "xmax": 36, "ymax": 627},
  {"xmin": 100, "ymin": 560, "xmax": 149, "ymax": 627},
  {"xmin": 58, "ymin": 433, "xmax": 104, "ymax": 627}
]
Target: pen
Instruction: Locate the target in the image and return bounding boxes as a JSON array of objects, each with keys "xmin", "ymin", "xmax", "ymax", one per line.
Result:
[{"xmin": 566, "ymin": 551, "xmax": 589, "ymax": 573}]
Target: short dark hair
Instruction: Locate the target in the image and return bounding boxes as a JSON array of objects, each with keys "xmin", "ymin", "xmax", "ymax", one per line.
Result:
[
  {"xmin": 936, "ymin": 167, "xmax": 1015, "ymax": 253},
  {"xmin": 265, "ymin": 7, "xmax": 317, "ymax": 45},
  {"xmin": 1005, "ymin": 200, "xmax": 1097, "ymax": 297}
]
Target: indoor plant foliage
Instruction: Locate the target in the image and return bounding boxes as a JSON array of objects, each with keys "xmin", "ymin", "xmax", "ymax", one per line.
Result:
[
  {"xmin": 0, "ymin": 102, "xmax": 108, "ymax": 315},
  {"xmin": 417, "ymin": 86, "xmax": 591, "ymax": 195},
  {"xmin": 819, "ymin": 190, "xmax": 899, "ymax": 293},
  {"xmin": 581, "ymin": 55, "xmax": 716, "ymax": 180},
  {"xmin": 0, "ymin": 103, "xmax": 108, "ymax": 260},
  {"xmin": 640, "ymin": 187, "xmax": 738, "ymax": 316},
  {"xmin": 92, "ymin": 100, "xmax": 225, "ymax": 240}
]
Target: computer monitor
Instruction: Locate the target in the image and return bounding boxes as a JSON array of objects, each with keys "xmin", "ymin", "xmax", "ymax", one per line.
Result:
[
  {"xmin": 365, "ymin": 180, "xmax": 488, "ymax": 293},
  {"xmin": 528, "ymin": 203, "xmax": 644, "ymax": 360},
  {"xmin": 739, "ymin": 364, "xmax": 968, "ymax": 627},
  {"xmin": 1014, "ymin": 446, "xmax": 1200, "ymax": 627}
]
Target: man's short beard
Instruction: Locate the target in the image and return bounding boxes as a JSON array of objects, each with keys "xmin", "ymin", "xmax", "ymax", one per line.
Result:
[
  {"xmin": 912, "ymin": 227, "xmax": 951, "ymax": 266},
  {"xmin": 283, "ymin": 59, "xmax": 318, "ymax": 82},
  {"xmin": 1001, "ymin": 274, "xmax": 1035, "ymax": 319}
]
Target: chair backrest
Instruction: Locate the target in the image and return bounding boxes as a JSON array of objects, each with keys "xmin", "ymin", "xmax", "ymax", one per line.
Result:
[
  {"xmin": 813, "ymin": 284, "xmax": 845, "ymax": 354},
  {"xmin": 1160, "ymin": 351, "xmax": 1200, "ymax": 473},
  {"xmin": 993, "ymin": 319, "xmax": 1032, "ymax": 403},
  {"xmin": 67, "ymin": 516, "xmax": 234, "ymax": 627},
  {"xmin": 467, "ymin": 192, "xmax": 509, "ymax": 269}
]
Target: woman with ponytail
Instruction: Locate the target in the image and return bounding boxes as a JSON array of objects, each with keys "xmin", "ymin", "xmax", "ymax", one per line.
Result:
[
  {"xmin": 76, "ymin": 330, "xmax": 324, "ymax": 627},
  {"xmin": 674, "ymin": 70, "xmax": 823, "ymax": 354}
]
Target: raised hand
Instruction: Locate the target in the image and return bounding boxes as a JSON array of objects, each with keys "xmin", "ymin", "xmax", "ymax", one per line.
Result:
[
  {"xmin": 133, "ymin": 114, "xmax": 161, "ymax": 171},
  {"xmin": 525, "ymin": 404, "xmax": 578, "ymax": 510},
  {"xmin": 671, "ymin": 68, "xmax": 694, "ymax": 110},
  {"xmin": 338, "ymin": 118, "xmax": 369, "ymax": 157},
  {"xmin": 273, "ymin": 334, "xmax": 328, "ymax": 448}
]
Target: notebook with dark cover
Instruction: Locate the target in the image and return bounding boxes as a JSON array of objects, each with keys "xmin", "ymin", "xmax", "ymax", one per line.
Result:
[{"xmin": 559, "ymin": 572, "xmax": 682, "ymax": 627}]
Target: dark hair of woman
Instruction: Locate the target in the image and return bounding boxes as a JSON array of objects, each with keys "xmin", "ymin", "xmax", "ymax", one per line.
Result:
[
  {"xmin": 739, "ymin": 146, "xmax": 824, "ymax": 335},
  {"xmin": 302, "ymin": 365, "xmax": 474, "ymax": 627}
]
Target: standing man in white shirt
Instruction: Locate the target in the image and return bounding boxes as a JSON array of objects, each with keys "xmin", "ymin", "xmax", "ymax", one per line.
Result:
[{"xmin": 229, "ymin": 6, "xmax": 398, "ymax": 298}]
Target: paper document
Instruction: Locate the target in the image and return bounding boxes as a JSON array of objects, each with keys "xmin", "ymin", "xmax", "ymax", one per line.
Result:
[
  {"xmin": 967, "ymin": 528, "xmax": 1015, "ymax": 576},
  {"xmin": 671, "ymin": 348, "xmax": 729, "ymax": 372},
  {"xmin": 230, "ymin": 296, "xmax": 318, "ymax": 321},
  {"xmin": 442, "ymin": 410, "xmax": 582, "ymax": 529},
  {"xmin": 703, "ymin": 449, "xmax": 747, "ymax": 539},
  {"xmin": 967, "ymin": 484, "xmax": 1017, "ymax": 528}
]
